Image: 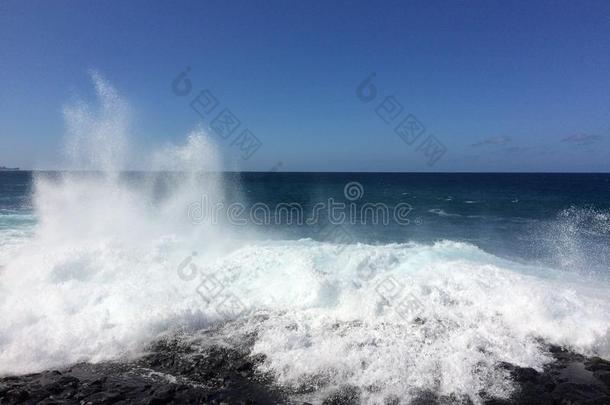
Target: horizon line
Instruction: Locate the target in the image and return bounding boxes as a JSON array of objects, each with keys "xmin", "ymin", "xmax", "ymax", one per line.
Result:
[{"xmin": 4, "ymin": 170, "xmax": 610, "ymax": 175}]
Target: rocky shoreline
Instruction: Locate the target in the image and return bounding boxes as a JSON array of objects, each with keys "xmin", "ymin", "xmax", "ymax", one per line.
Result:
[{"xmin": 1, "ymin": 331, "xmax": 609, "ymax": 405}]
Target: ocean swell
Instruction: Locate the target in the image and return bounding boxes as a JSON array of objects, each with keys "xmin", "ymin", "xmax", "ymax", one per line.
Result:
[{"xmin": 1, "ymin": 74, "xmax": 609, "ymax": 405}]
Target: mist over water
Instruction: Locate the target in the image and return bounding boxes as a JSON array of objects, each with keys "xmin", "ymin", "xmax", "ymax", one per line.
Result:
[
  {"xmin": 1, "ymin": 73, "xmax": 235, "ymax": 374},
  {"xmin": 0, "ymin": 75, "xmax": 609, "ymax": 403}
]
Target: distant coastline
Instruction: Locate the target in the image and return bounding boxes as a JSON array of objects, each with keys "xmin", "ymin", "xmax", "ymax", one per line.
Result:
[{"xmin": 0, "ymin": 166, "xmax": 19, "ymax": 171}]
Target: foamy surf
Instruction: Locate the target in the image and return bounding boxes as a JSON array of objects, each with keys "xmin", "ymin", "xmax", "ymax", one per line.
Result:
[
  {"xmin": 1, "ymin": 73, "xmax": 609, "ymax": 405},
  {"xmin": 1, "ymin": 236, "xmax": 610, "ymax": 402}
]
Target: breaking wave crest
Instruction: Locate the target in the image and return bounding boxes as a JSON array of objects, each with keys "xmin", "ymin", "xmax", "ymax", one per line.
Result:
[{"xmin": 0, "ymin": 74, "xmax": 609, "ymax": 405}]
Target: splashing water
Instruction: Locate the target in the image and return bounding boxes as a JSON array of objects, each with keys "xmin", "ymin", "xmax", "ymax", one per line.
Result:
[
  {"xmin": 0, "ymin": 73, "xmax": 231, "ymax": 374},
  {"xmin": 63, "ymin": 71, "xmax": 129, "ymax": 173},
  {"xmin": 542, "ymin": 206, "xmax": 610, "ymax": 277},
  {"xmin": 0, "ymin": 74, "xmax": 609, "ymax": 405}
]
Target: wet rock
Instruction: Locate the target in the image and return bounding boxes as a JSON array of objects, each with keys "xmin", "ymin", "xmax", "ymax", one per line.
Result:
[
  {"xmin": 586, "ymin": 357, "xmax": 610, "ymax": 373},
  {"xmin": 503, "ymin": 345, "xmax": 610, "ymax": 405},
  {"xmin": 322, "ymin": 384, "xmax": 361, "ymax": 405},
  {"xmin": 1, "ymin": 330, "xmax": 610, "ymax": 405},
  {"xmin": 594, "ymin": 371, "xmax": 610, "ymax": 387},
  {"xmin": 0, "ymin": 337, "xmax": 285, "ymax": 405}
]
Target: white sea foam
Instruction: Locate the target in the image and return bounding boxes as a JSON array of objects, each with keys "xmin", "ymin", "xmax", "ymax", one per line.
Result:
[
  {"xmin": 0, "ymin": 72, "xmax": 231, "ymax": 373},
  {"xmin": 0, "ymin": 74, "xmax": 609, "ymax": 405},
  {"xmin": 232, "ymin": 240, "xmax": 610, "ymax": 403},
  {"xmin": 428, "ymin": 208, "xmax": 461, "ymax": 217},
  {"xmin": 3, "ymin": 235, "xmax": 609, "ymax": 403}
]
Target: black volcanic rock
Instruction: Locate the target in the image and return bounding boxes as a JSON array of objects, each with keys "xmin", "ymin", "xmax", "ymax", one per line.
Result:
[
  {"xmin": 494, "ymin": 346, "xmax": 610, "ymax": 405},
  {"xmin": 1, "ymin": 333, "xmax": 610, "ymax": 405},
  {"xmin": 0, "ymin": 339, "xmax": 287, "ymax": 405},
  {"xmin": 321, "ymin": 385, "xmax": 361, "ymax": 405}
]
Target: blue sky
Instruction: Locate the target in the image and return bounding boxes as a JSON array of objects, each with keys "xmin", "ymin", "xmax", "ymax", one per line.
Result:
[{"xmin": 1, "ymin": 0, "xmax": 610, "ymax": 171}]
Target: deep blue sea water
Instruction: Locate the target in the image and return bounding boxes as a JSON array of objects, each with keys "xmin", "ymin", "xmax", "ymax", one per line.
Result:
[
  {"xmin": 1, "ymin": 171, "xmax": 609, "ymax": 402},
  {"xmin": 3, "ymin": 171, "xmax": 609, "ymax": 273},
  {"xmin": 237, "ymin": 172, "xmax": 610, "ymax": 270}
]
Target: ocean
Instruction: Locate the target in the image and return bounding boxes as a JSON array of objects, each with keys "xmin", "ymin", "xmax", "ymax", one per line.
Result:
[{"xmin": 1, "ymin": 170, "xmax": 609, "ymax": 403}]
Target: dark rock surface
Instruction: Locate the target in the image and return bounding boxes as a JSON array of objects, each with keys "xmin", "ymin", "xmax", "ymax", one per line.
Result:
[
  {"xmin": 1, "ymin": 334, "xmax": 609, "ymax": 405},
  {"xmin": 489, "ymin": 345, "xmax": 610, "ymax": 405},
  {"xmin": 0, "ymin": 342, "xmax": 286, "ymax": 405}
]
